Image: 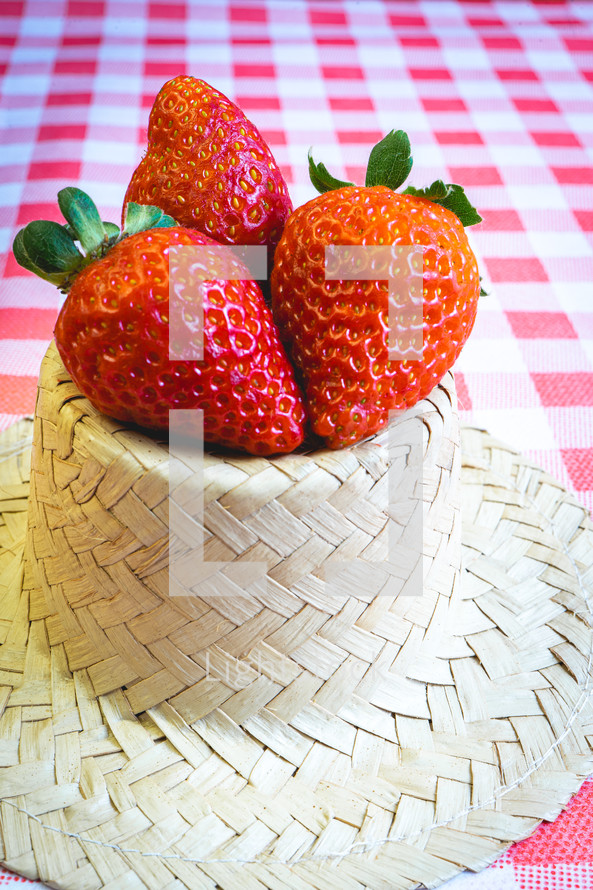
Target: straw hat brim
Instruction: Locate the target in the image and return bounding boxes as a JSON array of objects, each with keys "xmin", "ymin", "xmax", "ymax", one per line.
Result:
[{"xmin": 1, "ymin": 413, "xmax": 593, "ymax": 890}]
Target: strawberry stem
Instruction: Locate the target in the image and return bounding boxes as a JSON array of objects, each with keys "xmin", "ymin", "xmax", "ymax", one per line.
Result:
[
  {"xmin": 12, "ymin": 189, "xmax": 179, "ymax": 293},
  {"xmin": 365, "ymin": 129, "xmax": 412, "ymax": 190},
  {"xmin": 308, "ymin": 129, "xmax": 483, "ymax": 228}
]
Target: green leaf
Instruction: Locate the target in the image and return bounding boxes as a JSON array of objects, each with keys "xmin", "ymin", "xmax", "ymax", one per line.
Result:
[
  {"xmin": 122, "ymin": 202, "xmax": 177, "ymax": 237},
  {"xmin": 12, "ymin": 229, "xmax": 70, "ymax": 287},
  {"xmin": 20, "ymin": 221, "xmax": 84, "ymax": 275},
  {"xmin": 403, "ymin": 180, "xmax": 482, "ymax": 227},
  {"xmin": 102, "ymin": 221, "xmax": 120, "ymax": 239},
  {"xmin": 58, "ymin": 187, "xmax": 105, "ymax": 254},
  {"xmin": 365, "ymin": 130, "xmax": 413, "ymax": 191},
  {"xmin": 308, "ymin": 149, "xmax": 354, "ymax": 194}
]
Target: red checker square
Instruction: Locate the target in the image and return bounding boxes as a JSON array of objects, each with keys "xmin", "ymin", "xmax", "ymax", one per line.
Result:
[
  {"xmin": 513, "ymin": 98, "xmax": 559, "ymax": 113},
  {"xmin": 1, "ymin": 2, "xmax": 24, "ymax": 14},
  {"xmin": 322, "ymin": 66, "xmax": 364, "ymax": 80},
  {"xmin": 533, "ymin": 374, "xmax": 593, "ymax": 407},
  {"xmin": 0, "ymin": 309, "xmax": 57, "ymax": 340},
  {"xmin": 38, "ymin": 124, "xmax": 86, "ymax": 141},
  {"xmin": 46, "ymin": 92, "xmax": 91, "ymax": 107},
  {"xmin": 531, "ymin": 131, "xmax": 581, "ymax": 148},
  {"xmin": 316, "ymin": 37, "xmax": 355, "ymax": 46},
  {"xmin": 232, "ymin": 37, "xmax": 270, "ymax": 45},
  {"xmin": 561, "ymin": 449, "xmax": 593, "ymax": 493},
  {"xmin": 279, "ymin": 164, "xmax": 293, "ymax": 185},
  {"xmin": 467, "ymin": 17, "xmax": 505, "ymax": 27},
  {"xmin": 330, "ymin": 97, "xmax": 374, "ymax": 112},
  {"xmin": 61, "ymin": 36, "xmax": 101, "ymax": 47},
  {"xmin": 485, "ymin": 257, "xmax": 548, "ymax": 283},
  {"xmin": 422, "ymin": 98, "xmax": 467, "ymax": 112},
  {"xmin": 408, "ymin": 68, "xmax": 452, "ymax": 81},
  {"xmin": 574, "ymin": 211, "xmax": 593, "ymax": 231},
  {"xmin": 0, "ymin": 376, "xmax": 38, "ymax": 415},
  {"xmin": 345, "ymin": 165, "xmax": 366, "ymax": 183},
  {"xmin": 259, "ymin": 130, "xmax": 286, "ymax": 145},
  {"xmin": 496, "ymin": 68, "xmax": 539, "ymax": 81},
  {"xmin": 400, "ymin": 36, "xmax": 439, "ymax": 48},
  {"xmin": 146, "ymin": 36, "xmax": 185, "ymax": 46},
  {"xmin": 235, "ymin": 95, "xmax": 280, "ymax": 110},
  {"xmin": 388, "ymin": 14, "xmax": 427, "ymax": 27},
  {"xmin": 506, "ymin": 312, "xmax": 577, "ymax": 340},
  {"xmin": 234, "ymin": 64, "xmax": 276, "ymax": 79},
  {"xmin": 16, "ymin": 203, "xmax": 62, "ymax": 226},
  {"xmin": 0, "ymin": 37, "xmax": 16, "ymax": 47},
  {"xmin": 477, "ymin": 209, "xmax": 524, "ymax": 231},
  {"xmin": 4, "ymin": 252, "xmax": 31, "ymax": 278},
  {"xmin": 552, "ymin": 167, "xmax": 593, "ymax": 184},
  {"xmin": 435, "ymin": 131, "xmax": 484, "ymax": 145},
  {"xmin": 27, "ymin": 161, "xmax": 81, "ymax": 181},
  {"xmin": 148, "ymin": 3, "xmax": 186, "ymax": 18},
  {"xmin": 67, "ymin": 1, "xmax": 104, "ymax": 14},
  {"xmin": 583, "ymin": 72, "xmax": 593, "ymax": 84},
  {"xmin": 144, "ymin": 61, "xmax": 186, "ymax": 77},
  {"xmin": 338, "ymin": 130, "xmax": 383, "ymax": 145},
  {"xmin": 547, "ymin": 17, "xmax": 584, "ymax": 27},
  {"xmin": 482, "ymin": 36, "xmax": 522, "ymax": 50},
  {"xmin": 54, "ymin": 60, "xmax": 97, "ymax": 75},
  {"xmin": 564, "ymin": 38, "xmax": 593, "ymax": 52},
  {"xmin": 230, "ymin": 6, "xmax": 267, "ymax": 22},
  {"xmin": 448, "ymin": 166, "xmax": 502, "ymax": 185},
  {"xmin": 310, "ymin": 9, "xmax": 347, "ymax": 25},
  {"xmin": 454, "ymin": 372, "xmax": 472, "ymax": 411}
]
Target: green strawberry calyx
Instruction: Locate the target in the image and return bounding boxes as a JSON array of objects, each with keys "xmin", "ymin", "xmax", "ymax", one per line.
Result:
[
  {"xmin": 308, "ymin": 129, "xmax": 482, "ymax": 229},
  {"xmin": 12, "ymin": 187, "xmax": 177, "ymax": 293}
]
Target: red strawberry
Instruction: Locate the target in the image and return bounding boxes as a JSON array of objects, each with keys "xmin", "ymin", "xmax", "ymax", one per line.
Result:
[
  {"xmin": 13, "ymin": 189, "xmax": 306, "ymax": 455},
  {"xmin": 123, "ymin": 76, "xmax": 292, "ymax": 250},
  {"xmin": 271, "ymin": 131, "xmax": 482, "ymax": 449}
]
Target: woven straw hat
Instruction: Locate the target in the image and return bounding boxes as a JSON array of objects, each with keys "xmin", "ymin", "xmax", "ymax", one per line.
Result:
[{"xmin": 1, "ymin": 340, "xmax": 593, "ymax": 890}]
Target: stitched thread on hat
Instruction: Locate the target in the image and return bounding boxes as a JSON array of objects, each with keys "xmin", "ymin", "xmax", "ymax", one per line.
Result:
[{"xmin": 2, "ymin": 438, "xmax": 593, "ymax": 868}]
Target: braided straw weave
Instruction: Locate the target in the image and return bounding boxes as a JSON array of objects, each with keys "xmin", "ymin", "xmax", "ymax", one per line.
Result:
[{"xmin": 0, "ymin": 341, "xmax": 592, "ymax": 890}]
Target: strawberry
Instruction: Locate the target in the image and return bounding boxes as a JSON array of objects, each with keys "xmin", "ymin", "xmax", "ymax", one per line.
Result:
[
  {"xmin": 270, "ymin": 130, "xmax": 483, "ymax": 449},
  {"xmin": 123, "ymin": 76, "xmax": 293, "ymax": 250},
  {"xmin": 12, "ymin": 189, "xmax": 306, "ymax": 455}
]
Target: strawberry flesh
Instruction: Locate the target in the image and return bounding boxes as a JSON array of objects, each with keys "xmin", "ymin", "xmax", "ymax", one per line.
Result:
[
  {"xmin": 271, "ymin": 186, "xmax": 480, "ymax": 449},
  {"xmin": 55, "ymin": 227, "xmax": 306, "ymax": 455},
  {"xmin": 123, "ymin": 76, "xmax": 293, "ymax": 249}
]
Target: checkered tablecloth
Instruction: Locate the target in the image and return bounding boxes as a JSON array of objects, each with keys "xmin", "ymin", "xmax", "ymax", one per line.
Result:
[{"xmin": 1, "ymin": 0, "xmax": 593, "ymax": 887}]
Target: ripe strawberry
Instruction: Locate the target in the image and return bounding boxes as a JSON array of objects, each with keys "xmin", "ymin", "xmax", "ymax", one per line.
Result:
[
  {"xmin": 13, "ymin": 189, "xmax": 306, "ymax": 455},
  {"xmin": 271, "ymin": 130, "xmax": 482, "ymax": 449},
  {"xmin": 123, "ymin": 76, "xmax": 292, "ymax": 250}
]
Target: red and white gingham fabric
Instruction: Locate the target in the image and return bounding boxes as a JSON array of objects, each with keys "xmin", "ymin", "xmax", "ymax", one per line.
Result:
[{"xmin": 1, "ymin": 0, "xmax": 592, "ymax": 887}]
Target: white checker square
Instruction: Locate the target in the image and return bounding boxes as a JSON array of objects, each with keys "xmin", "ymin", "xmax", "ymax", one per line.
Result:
[
  {"xmin": 357, "ymin": 44, "xmax": 405, "ymax": 69},
  {"xmin": 0, "ymin": 143, "xmax": 34, "ymax": 167},
  {"xmin": 468, "ymin": 408, "xmax": 558, "ymax": 452},
  {"xmin": 271, "ymin": 43, "xmax": 318, "ymax": 67},
  {"xmin": 0, "ymin": 184, "xmax": 24, "ymax": 208},
  {"xmin": 527, "ymin": 50, "xmax": 577, "ymax": 73},
  {"xmin": 506, "ymin": 184, "xmax": 569, "ymax": 210},
  {"xmin": 442, "ymin": 47, "xmax": 492, "ymax": 71},
  {"xmin": 455, "ymin": 338, "xmax": 528, "ymax": 374},
  {"xmin": 528, "ymin": 231, "xmax": 593, "ymax": 259},
  {"xmin": 470, "ymin": 111, "xmax": 525, "ymax": 133},
  {"xmin": 1, "ymin": 74, "xmax": 52, "ymax": 97},
  {"xmin": 489, "ymin": 144, "xmax": 546, "ymax": 167}
]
